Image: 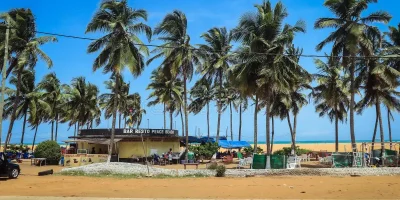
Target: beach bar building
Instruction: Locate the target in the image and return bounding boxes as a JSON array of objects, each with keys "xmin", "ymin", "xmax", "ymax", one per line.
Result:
[{"xmin": 63, "ymin": 128, "xmax": 180, "ymax": 166}]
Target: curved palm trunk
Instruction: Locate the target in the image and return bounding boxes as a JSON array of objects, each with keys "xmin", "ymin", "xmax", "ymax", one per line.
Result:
[
  {"xmin": 287, "ymin": 112, "xmax": 295, "ymax": 155},
  {"xmin": 55, "ymin": 114, "xmax": 59, "ymax": 142},
  {"xmin": 216, "ymin": 71, "xmax": 222, "ymax": 143},
  {"xmin": 293, "ymin": 113, "xmax": 298, "ymax": 155},
  {"xmin": 253, "ymin": 95, "xmax": 258, "ymax": 153},
  {"xmin": 238, "ymin": 103, "xmax": 242, "ymax": 141},
  {"xmin": 163, "ymin": 103, "xmax": 166, "ymax": 129},
  {"xmin": 271, "ymin": 116, "xmax": 275, "ymax": 153},
  {"xmin": 5, "ymin": 70, "xmax": 22, "ymax": 148},
  {"xmin": 20, "ymin": 112, "xmax": 28, "ymax": 147},
  {"xmin": 207, "ymin": 102, "xmax": 210, "ymax": 140},
  {"xmin": 230, "ymin": 102, "xmax": 233, "ymax": 141},
  {"xmin": 183, "ymin": 73, "xmax": 189, "ymax": 161},
  {"xmin": 376, "ymin": 99, "xmax": 385, "ymax": 165},
  {"xmin": 387, "ymin": 108, "xmax": 392, "ymax": 150},
  {"xmin": 266, "ymin": 103, "xmax": 271, "ymax": 155},
  {"xmin": 335, "ymin": 111, "xmax": 339, "ymax": 152},
  {"xmin": 371, "ymin": 113, "xmax": 378, "ymax": 151},
  {"xmin": 108, "ymin": 74, "xmax": 119, "ymax": 163},
  {"xmin": 349, "ymin": 57, "xmax": 357, "ymax": 152},
  {"xmin": 32, "ymin": 126, "xmax": 38, "ymax": 152},
  {"xmin": 0, "ymin": 22, "xmax": 10, "ymax": 151}
]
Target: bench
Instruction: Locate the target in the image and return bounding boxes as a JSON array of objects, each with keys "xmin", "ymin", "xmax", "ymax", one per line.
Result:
[
  {"xmin": 31, "ymin": 158, "xmax": 47, "ymax": 167},
  {"xmin": 183, "ymin": 163, "xmax": 199, "ymax": 169}
]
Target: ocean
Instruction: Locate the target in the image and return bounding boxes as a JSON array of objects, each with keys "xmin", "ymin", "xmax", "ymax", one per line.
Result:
[{"xmin": 249, "ymin": 140, "xmax": 400, "ymax": 144}]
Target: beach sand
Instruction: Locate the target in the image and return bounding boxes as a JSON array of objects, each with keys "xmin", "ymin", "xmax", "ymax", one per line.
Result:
[{"xmin": 0, "ymin": 160, "xmax": 399, "ymax": 199}]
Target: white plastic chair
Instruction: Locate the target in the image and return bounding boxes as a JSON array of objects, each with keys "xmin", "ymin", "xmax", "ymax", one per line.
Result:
[
  {"xmin": 287, "ymin": 156, "xmax": 301, "ymax": 169},
  {"xmin": 237, "ymin": 158, "xmax": 247, "ymax": 169},
  {"xmin": 245, "ymin": 157, "xmax": 253, "ymax": 168}
]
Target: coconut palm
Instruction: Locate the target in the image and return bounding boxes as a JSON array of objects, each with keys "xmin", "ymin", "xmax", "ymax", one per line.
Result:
[
  {"xmin": 233, "ymin": 94, "xmax": 248, "ymax": 141},
  {"xmin": 312, "ymin": 56, "xmax": 350, "ymax": 152},
  {"xmin": 64, "ymin": 77, "xmax": 100, "ymax": 133},
  {"xmin": 197, "ymin": 27, "xmax": 232, "ymax": 142},
  {"xmin": 1, "ymin": 9, "xmax": 56, "ymax": 147},
  {"xmin": 315, "ymin": 0, "xmax": 391, "ymax": 152},
  {"xmin": 3, "ymin": 69, "xmax": 49, "ymax": 146},
  {"xmin": 232, "ymin": 0, "xmax": 305, "ymax": 153},
  {"xmin": 188, "ymin": 77, "xmax": 213, "ymax": 139},
  {"xmin": 86, "ymin": 0, "xmax": 151, "ymax": 162},
  {"xmin": 148, "ymin": 10, "xmax": 200, "ymax": 157},
  {"xmin": 221, "ymin": 81, "xmax": 238, "ymax": 141},
  {"xmin": 147, "ymin": 67, "xmax": 183, "ymax": 129},
  {"xmin": 28, "ymin": 94, "xmax": 51, "ymax": 152}
]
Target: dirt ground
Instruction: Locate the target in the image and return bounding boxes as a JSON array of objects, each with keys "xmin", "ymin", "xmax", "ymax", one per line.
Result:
[{"xmin": 0, "ymin": 160, "xmax": 399, "ymax": 199}]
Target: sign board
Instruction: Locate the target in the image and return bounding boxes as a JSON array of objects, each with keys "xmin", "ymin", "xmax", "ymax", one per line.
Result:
[
  {"xmin": 63, "ymin": 154, "xmax": 108, "ymax": 167},
  {"xmin": 79, "ymin": 128, "xmax": 178, "ymax": 137}
]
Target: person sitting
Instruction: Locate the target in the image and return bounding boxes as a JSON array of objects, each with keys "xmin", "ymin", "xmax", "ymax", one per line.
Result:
[{"xmin": 91, "ymin": 147, "xmax": 96, "ymax": 154}]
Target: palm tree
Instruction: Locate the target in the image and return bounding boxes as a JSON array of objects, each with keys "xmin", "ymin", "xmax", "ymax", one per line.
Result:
[
  {"xmin": 197, "ymin": 27, "xmax": 232, "ymax": 142},
  {"xmin": 148, "ymin": 10, "xmax": 200, "ymax": 158},
  {"xmin": 86, "ymin": 0, "xmax": 151, "ymax": 162},
  {"xmin": 188, "ymin": 77, "xmax": 213, "ymax": 139},
  {"xmin": 221, "ymin": 81, "xmax": 237, "ymax": 141},
  {"xmin": 147, "ymin": 67, "xmax": 182, "ymax": 129},
  {"xmin": 64, "ymin": 77, "xmax": 100, "ymax": 133},
  {"xmin": 312, "ymin": 56, "xmax": 349, "ymax": 152},
  {"xmin": 28, "ymin": 95, "xmax": 51, "ymax": 152},
  {"xmin": 315, "ymin": 0, "xmax": 391, "ymax": 152},
  {"xmin": 3, "ymin": 69, "xmax": 48, "ymax": 146},
  {"xmin": 233, "ymin": 94, "xmax": 248, "ymax": 141},
  {"xmin": 1, "ymin": 9, "xmax": 56, "ymax": 147},
  {"xmin": 37, "ymin": 73, "xmax": 65, "ymax": 141}
]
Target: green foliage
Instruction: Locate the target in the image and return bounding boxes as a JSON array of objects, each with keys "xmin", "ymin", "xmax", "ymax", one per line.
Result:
[
  {"xmin": 243, "ymin": 146, "xmax": 263, "ymax": 154},
  {"xmin": 5, "ymin": 144, "xmax": 30, "ymax": 154},
  {"xmin": 207, "ymin": 162, "xmax": 218, "ymax": 170},
  {"xmin": 273, "ymin": 147, "xmax": 312, "ymax": 156},
  {"xmin": 215, "ymin": 165, "xmax": 226, "ymax": 177},
  {"xmin": 33, "ymin": 140, "xmax": 61, "ymax": 161},
  {"xmin": 188, "ymin": 142, "xmax": 219, "ymax": 159}
]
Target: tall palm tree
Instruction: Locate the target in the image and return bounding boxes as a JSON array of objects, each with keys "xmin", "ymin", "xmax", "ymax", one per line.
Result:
[
  {"xmin": 312, "ymin": 56, "xmax": 349, "ymax": 152},
  {"xmin": 28, "ymin": 94, "xmax": 51, "ymax": 152},
  {"xmin": 1, "ymin": 9, "xmax": 56, "ymax": 147},
  {"xmin": 233, "ymin": 94, "xmax": 248, "ymax": 141},
  {"xmin": 221, "ymin": 81, "xmax": 237, "ymax": 141},
  {"xmin": 197, "ymin": 27, "xmax": 232, "ymax": 142},
  {"xmin": 148, "ymin": 10, "xmax": 200, "ymax": 157},
  {"xmin": 147, "ymin": 67, "xmax": 182, "ymax": 129},
  {"xmin": 37, "ymin": 73, "xmax": 65, "ymax": 141},
  {"xmin": 315, "ymin": 0, "xmax": 391, "ymax": 152},
  {"xmin": 188, "ymin": 77, "xmax": 213, "ymax": 139},
  {"xmin": 232, "ymin": 0, "xmax": 305, "ymax": 154},
  {"xmin": 3, "ymin": 69, "xmax": 48, "ymax": 146},
  {"xmin": 64, "ymin": 77, "xmax": 100, "ymax": 133},
  {"xmin": 86, "ymin": 0, "xmax": 151, "ymax": 162}
]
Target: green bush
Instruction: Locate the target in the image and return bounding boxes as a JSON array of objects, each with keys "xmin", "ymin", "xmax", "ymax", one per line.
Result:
[
  {"xmin": 189, "ymin": 142, "xmax": 219, "ymax": 160},
  {"xmin": 34, "ymin": 140, "xmax": 61, "ymax": 162},
  {"xmin": 243, "ymin": 146, "xmax": 263, "ymax": 155},
  {"xmin": 215, "ymin": 165, "xmax": 226, "ymax": 177},
  {"xmin": 273, "ymin": 146, "xmax": 312, "ymax": 156},
  {"xmin": 207, "ymin": 162, "xmax": 218, "ymax": 170}
]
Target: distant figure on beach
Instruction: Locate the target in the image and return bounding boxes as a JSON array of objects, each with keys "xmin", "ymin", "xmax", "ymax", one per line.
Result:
[{"xmin": 91, "ymin": 147, "xmax": 95, "ymax": 154}]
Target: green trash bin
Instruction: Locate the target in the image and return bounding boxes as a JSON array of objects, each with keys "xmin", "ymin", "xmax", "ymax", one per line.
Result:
[
  {"xmin": 270, "ymin": 155, "xmax": 286, "ymax": 169},
  {"xmin": 252, "ymin": 154, "xmax": 266, "ymax": 169}
]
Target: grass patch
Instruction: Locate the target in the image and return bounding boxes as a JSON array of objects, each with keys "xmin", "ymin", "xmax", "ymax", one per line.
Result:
[{"xmin": 58, "ymin": 170, "xmax": 210, "ymax": 179}]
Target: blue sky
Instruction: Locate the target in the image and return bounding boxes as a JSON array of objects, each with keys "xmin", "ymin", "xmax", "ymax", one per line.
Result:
[{"xmin": 1, "ymin": 0, "xmax": 400, "ymax": 144}]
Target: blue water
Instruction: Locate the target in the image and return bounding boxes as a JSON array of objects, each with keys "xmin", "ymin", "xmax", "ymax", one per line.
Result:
[{"xmin": 250, "ymin": 140, "xmax": 400, "ymax": 144}]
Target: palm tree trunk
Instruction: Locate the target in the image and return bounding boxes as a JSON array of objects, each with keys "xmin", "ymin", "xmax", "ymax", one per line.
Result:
[
  {"xmin": 74, "ymin": 123, "xmax": 77, "ymax": 138},
  {"xmin": 238, "ymin": 103, "xmax": 242, "ymax": 141},
  {"xmin": 55, "ymin": 114, "xmax": 59, "ymax": 142},
  {"xmin": 371, "ymin": 113, "xmax": 378, "ymax": 151},
  {"xmin": 271, "ymin": 116, "xmax": 275, "ymax": 153},
  {"xmin": 349, "ymin": 56, "xmax": 357, "ymax": 152},
  {"xmin": 216, "ymin": 71, "xmax": 222, "ymax": 143},
  {"xmin": 266, "ymin": 103, "xmax": 271, "ymax": 155},
  {"xmin": 124, "ymin": 116, "xmax": 126, "ymax": 128},
  {"xmin": 0, "ymin": 20, "xmax": 10, "ymax": 152},
  {"xmin": 183, "ymin": 73, "xmax": 189, "ymax": 161},
  {"xmin": 119, "ymin": 113, "xmax": 121, "ymax": 129},
  {"xmin": 230, "ymin": 102, "xmax": 233, "ymax": 141},
  {"xmin": 376, "ymin": 99, "xmax": 385, "ymax": 165},
  {"xmin": 180, "ymin": 106, "xmax": 184, "ymax": 137},
  {"xmin": 207, "ymin": 102, "xmax": 210, "ymax": 140},
  {"xmin": 253, "ymin": 94, "xmax": 258, "ymax": 153},
  {"xmin": 32, "ymin": 126, "xmax": 38, "ymax": 152},
  {"xmin": 51, "ymin": 120, "xmax": 54, "ymax": 141},
  {"xmin": 287, "ymin": 112, "xmax": 295, "ymax": 155},
  {"xmin": 163, "ymin": 103, "xmax": 166, "ymax": 129},
  {"xmin": 293, "ymin": 113, "xmax": 298, "ymax": 155},
  {"xmin": 5, "ymin": 70, "xmax": 22, "ymax": 148},
  {"xmin": 108, "ymin": 74, "xmax": 119, "ymax": 163},
  {"xmin": 20, "ymin": 112, "xmax": 28, "ymax": 147},
  {"xmin": 387, "ymin": 108, "xmax": 392, "ymax": 150},
  {"xmin": 169, "ymin": 107, "xmax": 173, "ymax": 130},
  {"xmin": 335, "ymin": 111, "xmax": 339, "ymax": 152}
]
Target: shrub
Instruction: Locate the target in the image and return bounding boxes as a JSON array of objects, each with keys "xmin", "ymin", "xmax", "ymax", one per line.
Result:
[
  {"xmin": 207, "ymin": 162, "xmax": 218, "ymax": 170},
  {"xmin": 189, "ymin": 142, "xmax": 220, "ymax": 160},
  {"xmin": 34, "ymin": 140, "xmax": 61, "ymax": 162},
  {"xmin": 243, "ymin": 146, "xmax": 263, "ymax": 155},
  {"xmin": 273, "ymin": 146, "xmax": 312, "ymax": 156},
  {"xmin": 215, "ymin": 165, "xmax": 226, "ymax": 177}
]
